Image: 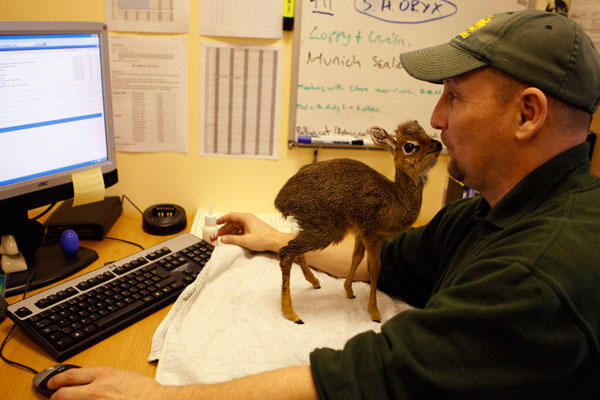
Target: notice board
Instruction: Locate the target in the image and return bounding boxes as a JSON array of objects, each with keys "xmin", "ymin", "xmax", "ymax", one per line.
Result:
[{"xmin": 289, "ymin": 0, "xmax": 527, "ymax": 148}]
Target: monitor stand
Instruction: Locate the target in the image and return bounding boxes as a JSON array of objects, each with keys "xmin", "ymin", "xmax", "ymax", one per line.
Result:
[
  {"xmin": 1, "ymin": 210, "xmax": 98, "ymax": 297},
  {"xmin": 4, "ymin": 243, "xmax": 98, "ymax": 297}
]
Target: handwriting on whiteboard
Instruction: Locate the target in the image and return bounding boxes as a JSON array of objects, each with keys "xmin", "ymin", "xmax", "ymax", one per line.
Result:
[
  {"xmin": 311, "ymin": 0, "xmax": 458, "ymax": 24},
  {"xmin": 355, "ymin": 0, "xmax": 457, "ymax": 23},
  {"xmin": 310, "ymin": 0, "xmax": 334, "ymax": 16}
]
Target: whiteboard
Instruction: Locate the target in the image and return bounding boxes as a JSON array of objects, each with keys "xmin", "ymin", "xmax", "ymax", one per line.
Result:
[{"xmin": 289, "ymin": 0, "xmax": 527, "ymax": 148}]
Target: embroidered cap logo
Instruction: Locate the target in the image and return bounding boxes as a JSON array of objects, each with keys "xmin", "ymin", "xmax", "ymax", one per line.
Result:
[{"xmin": 459, "ymin": 15, "xmax": 493, "ymax": 39}]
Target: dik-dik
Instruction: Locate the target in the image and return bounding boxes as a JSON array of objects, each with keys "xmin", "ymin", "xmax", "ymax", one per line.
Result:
[{"xmin": 275, "ymin": 120, "xmax": 442, "ymax": 323}]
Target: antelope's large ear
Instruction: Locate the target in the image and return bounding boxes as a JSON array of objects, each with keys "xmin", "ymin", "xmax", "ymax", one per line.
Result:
[{"xmin": 368, "ymin": 126, "xmax": 396, "ymax": 153}]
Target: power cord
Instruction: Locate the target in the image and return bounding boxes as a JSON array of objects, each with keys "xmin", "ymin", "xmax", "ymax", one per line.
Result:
[
  {"xmin": 121, "ymin": 194, "xmax": 144, "ymax": 216},
  {"xmin": 112, "ymin": 194, "xmax": 146, "ymax": 251},
  {"xmin": 30, "ymin": 202, "xmax": 56, "ymax": 221},
  {"xmin": 0, "ymin": 271, "xmax": 40, "ymax": 375},
  {"xmin": 103, "ymin": 236, "xmax": 144, "ymax": 251}
]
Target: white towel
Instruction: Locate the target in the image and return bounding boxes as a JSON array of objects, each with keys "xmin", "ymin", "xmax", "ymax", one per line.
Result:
[{"xmin": 149, "ymin": 243, "xmax": 411, "ymax": 385}]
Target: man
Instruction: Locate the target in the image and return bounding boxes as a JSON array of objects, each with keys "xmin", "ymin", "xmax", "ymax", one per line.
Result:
[{"xmin": 48, "ymin": 9, "xmax": 600, "ymax": 399}]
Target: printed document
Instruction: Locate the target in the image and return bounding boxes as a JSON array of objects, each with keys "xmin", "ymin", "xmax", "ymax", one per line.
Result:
[
  {"xmin": 570, "ymin": 0, "xmax": 600, "ymax": 49},
  {"xmin": 105, "ymin": 0, "xmax": 189, "ymax": 33},
  {"xmin": 199, "ymin": 0, "xmax": 282, "ymax": 38},
  {"xmin": 199, "ymin": 42, "xmax": 283, "ymax": 159},
  {"xmin": 109, "ymin": 35, "xmax": 187, "ymax": 153}
]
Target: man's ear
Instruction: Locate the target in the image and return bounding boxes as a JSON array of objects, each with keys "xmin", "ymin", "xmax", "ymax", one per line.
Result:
[{"xmin": 516, "ymin": 87, "xmax": 547, "ymax": 141}]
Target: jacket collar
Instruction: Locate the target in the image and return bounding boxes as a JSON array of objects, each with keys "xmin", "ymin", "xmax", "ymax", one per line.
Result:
[{"xmin": 475, "ymin": 143, "xmax": 591, "ymax": 229}]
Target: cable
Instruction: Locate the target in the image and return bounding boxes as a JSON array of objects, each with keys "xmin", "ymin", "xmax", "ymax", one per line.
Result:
[
  {"xmin": 101, "ymin": 237, "xmax": 145, "ymax": 265},
  {"xmin": 120, "ymin": 194, "xmax": 144, "ymax": 216},
  {"xmin": 0, "ymin": 271, "xmax": 40, "ymax": 375},
  {"xmin": 30, "ymin": 202, "xmax": 56, "ymax": 221},
  {"xmin": 103, "ymin": 236, "xmax": 144, "ymax": 251}
]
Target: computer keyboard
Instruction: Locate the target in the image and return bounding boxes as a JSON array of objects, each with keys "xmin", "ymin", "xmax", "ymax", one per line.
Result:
[{"xmin": 6, "ymin": 233, "xmax": 213, "ymax": 361}]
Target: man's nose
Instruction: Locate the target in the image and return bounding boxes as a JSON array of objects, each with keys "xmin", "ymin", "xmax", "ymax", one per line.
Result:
[{"xmin": 430, "ymin": 94, "xmax": 447, "ymax": 131}]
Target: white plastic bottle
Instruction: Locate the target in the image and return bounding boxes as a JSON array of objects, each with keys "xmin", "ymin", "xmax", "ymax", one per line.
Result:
[{"xmin": 202, "ymin": 206, "xmax": 219, "ymax": 245}]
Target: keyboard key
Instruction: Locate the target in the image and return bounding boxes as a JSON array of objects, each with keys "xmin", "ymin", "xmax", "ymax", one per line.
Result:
[
  {"xmin": 55, "ymin": 337, "xmax": 73, "ymax": 349},
  {"xmin": 83, "ymin": 325, "xmax": 96, "ymax": 335},
  {"xmin": 35, "ymin": 298, "xmax": 50, "ymax": 309},
  {"xmin": 15, "ymin": 307, "xmax": 32, "ymax": 318}
]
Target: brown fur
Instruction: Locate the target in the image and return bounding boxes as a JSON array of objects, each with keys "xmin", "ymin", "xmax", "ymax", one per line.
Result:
[{"xmin": 275, "ymin": 120, "xmax": 442, "ymax": 323}]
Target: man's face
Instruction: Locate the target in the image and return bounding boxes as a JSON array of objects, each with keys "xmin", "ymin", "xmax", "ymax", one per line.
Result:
[{"xmin": 430, "ymin": 68, "xmax": 519, "ymax": 192}]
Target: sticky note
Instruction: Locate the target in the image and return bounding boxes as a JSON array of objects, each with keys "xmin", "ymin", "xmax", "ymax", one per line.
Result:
[{"xmin": 72, "ymin": 167, "xmax": 105, "ymax": 206}]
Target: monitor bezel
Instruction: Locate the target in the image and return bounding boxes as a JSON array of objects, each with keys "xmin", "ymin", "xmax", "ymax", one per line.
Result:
[{"xmin": 0, "ymin": 21, "xmax": 118, "ymax": 213}]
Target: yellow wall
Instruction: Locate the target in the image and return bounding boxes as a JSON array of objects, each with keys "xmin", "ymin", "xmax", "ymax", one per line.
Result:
[
  {"xmin": 3, "ymin": 1, "xmax": 599, "ymax": 223},
  {"xmin": 0, "ymin": 0, "xmax": 449, "ymax": 222}
]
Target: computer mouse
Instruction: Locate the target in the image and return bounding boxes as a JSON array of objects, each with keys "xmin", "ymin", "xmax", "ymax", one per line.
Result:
[{"xmin": 33, "ymin": 364, "xmax": 81, "ymax": 397}]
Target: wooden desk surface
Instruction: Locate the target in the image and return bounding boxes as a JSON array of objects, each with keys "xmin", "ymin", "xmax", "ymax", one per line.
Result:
[{"xmin": 0, "ymin": 213, "xmax": 190, "ymax": 399}]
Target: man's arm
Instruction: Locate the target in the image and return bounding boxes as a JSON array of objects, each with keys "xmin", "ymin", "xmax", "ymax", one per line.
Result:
[
  {"xmin": 217, "ymin": 212, "xmax": 369, "ymax": 281},
  {"xmin": 49, "ymin": 365, "xmax": 318, "ymax": 400}
]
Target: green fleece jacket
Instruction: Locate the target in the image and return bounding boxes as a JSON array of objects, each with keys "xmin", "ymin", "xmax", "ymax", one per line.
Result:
[{"xmin": 310, "ymin": 143, "xmax": 600, "ymax": 399}]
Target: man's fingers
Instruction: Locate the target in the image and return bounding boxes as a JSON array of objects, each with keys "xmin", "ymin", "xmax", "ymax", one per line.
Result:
[
  {"xmin": 47, "ymin": 367, "xmax": 97, "ymax": 389},
  {"xmin": 218, "ymin": 222, "xmax": 245, "ymax": 236},
  {"xmin": 220, "ymin": 234, "xmax": 243, "ymax": 246},
  {"xmin": 217, "ymin": 212, "xmax": 248, "ymax": 225}
]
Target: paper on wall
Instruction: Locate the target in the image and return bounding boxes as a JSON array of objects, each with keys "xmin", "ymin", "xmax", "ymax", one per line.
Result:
[
  {"xmin": 199, "ymin": 42, "xmax": 283, "ymax": 159},
  {"xmin": 199, "ymin": 0, "xmax": 282, "ymax": 39},
  {"xmin": 570, "ymin": 0, "xmax": 600, "ymax": 49},
  {"xmin": 105, "ymin": 0, "xmax": 189, "ymax": 33},
  {"xmin": 109, "ymin": 35, "xmax": 188, "ymax": 153}
]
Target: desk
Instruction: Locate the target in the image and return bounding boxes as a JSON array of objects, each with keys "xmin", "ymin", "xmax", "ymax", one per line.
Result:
[{"xmin": 0, "ymin": 213, "xmax": 189, "ymax": 399}]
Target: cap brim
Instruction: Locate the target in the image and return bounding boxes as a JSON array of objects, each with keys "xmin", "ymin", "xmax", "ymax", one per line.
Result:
[{"xmin": 400, "ymin": 42, "xmax": 487, "ymax": 84}]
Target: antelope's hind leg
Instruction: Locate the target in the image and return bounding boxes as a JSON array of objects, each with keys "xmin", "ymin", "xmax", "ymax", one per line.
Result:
[
  {"xmin": 279, "ymin": 256, "xmax": 303, "ymax": 324},
  {"xmin": 279, "ymin": 230, "xmax": 334, "ymax": 324},
  {"xmin": 344, "ymin": 236, "xmax": 365, "ymax": 299},
  {"xmin": 299, "ymin": 255, "xmax": 320, "ymax": 289}
]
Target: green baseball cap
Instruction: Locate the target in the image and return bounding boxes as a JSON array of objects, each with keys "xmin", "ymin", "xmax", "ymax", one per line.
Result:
[{"xmin": 400, "ymin": 9, "xmax": 600, "ymax": 113}]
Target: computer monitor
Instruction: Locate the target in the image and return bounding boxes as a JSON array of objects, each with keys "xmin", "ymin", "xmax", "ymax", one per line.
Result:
[{"xmin": 0, "ymin": 21, "xmax": 118, "ymax": 296}]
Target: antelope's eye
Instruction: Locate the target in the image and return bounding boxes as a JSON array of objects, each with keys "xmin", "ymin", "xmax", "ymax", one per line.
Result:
[{"xmin": 403, "ymin": 142, "xmax": 419, "ymax": 155}]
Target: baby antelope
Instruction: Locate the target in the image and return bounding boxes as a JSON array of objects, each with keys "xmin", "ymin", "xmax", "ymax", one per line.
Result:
[{"xmin": 275, "ymin": 120, "xmax": 442, "ymax": 323}]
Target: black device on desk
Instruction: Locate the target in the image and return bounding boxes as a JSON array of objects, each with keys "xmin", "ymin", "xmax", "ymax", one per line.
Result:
[{"xmin": 0, "ymin": 21, "xmax": 118, "ymax": 296}]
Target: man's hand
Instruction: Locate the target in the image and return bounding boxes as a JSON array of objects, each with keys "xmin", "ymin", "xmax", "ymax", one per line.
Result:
[
  {"xmin": 217, "ymin": 212, "xmax": 294, "ymax": 253},
  {"xmin": 48, "ymin": 367, "xmax": 164, "ymax": 400}
]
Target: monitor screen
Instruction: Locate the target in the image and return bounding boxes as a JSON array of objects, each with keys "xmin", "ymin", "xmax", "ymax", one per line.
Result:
[
  {"xmin": 0, "ymin": 21, "xmax": 118, "ymax": 296},
  {"xmin": 0, "ymin": 21, "xmax": 117, "ymax": 212}
]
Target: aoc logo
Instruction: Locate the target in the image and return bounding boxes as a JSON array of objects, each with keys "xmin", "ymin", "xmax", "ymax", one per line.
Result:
[
  {"xmin": 459, "ymin": 15, "xmax": 493, "ymax": 38},
  {"xmin": 354, "ymin": 0, "xmax": 457, "ymax": 24}
]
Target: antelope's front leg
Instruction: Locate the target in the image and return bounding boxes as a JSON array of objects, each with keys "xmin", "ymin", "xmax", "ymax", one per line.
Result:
[{"xmin": 366, "ymin": 241, "xmax": 382, "ymax": 322}]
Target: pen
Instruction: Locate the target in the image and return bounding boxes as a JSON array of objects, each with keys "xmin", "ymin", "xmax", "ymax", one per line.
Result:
[{"xmin": 297, "ymin": 136, "xmax": 365, "ymax": 145}]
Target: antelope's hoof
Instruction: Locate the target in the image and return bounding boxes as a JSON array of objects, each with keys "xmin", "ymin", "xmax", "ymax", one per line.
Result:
[
  {"xmin": 284, "ymin": 310, "xmax": 303, "ymax": 324},
  {"xmin": 344, "ymin": 285, "xmax": 354, "ymax": 299},
  {"xmin": 371, "ymin": 311, "xmax": 381, "ymax": 323}
]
